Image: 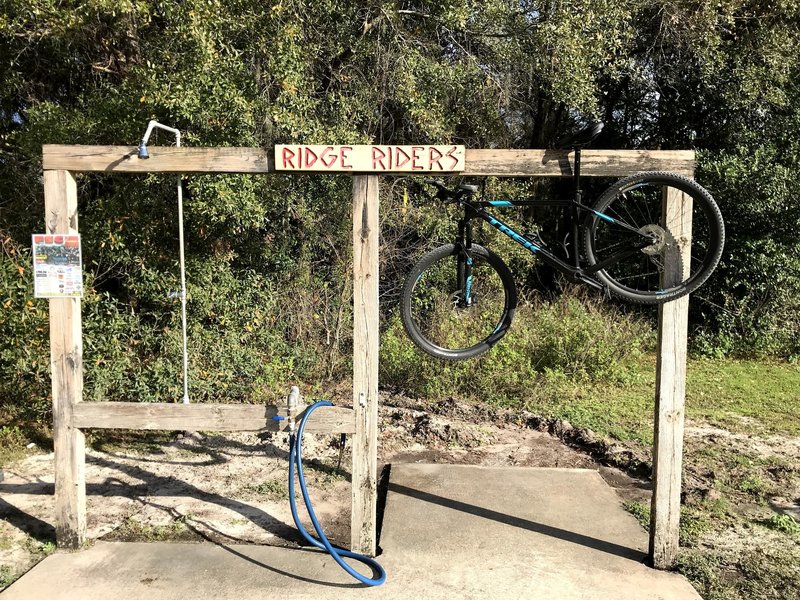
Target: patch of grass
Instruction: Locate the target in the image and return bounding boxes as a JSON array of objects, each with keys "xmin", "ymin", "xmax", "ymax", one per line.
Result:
[
  {"xmin": 679, "ymin": 507, "xmax": 714, "ymax": 547},
  {"xmin": 0, "ymin": 425, "xmax": 29, "ymax": 467},
  {"xmin": 735, "ymin": 474, "xmax": 769, "ymax": 497},
  {"xmin": 676, "ymin": 551, "xmax": 731, "ymax": 600},
  {"xmin": 679, "ymin": 543, "xmax": 800, "ymax": 600},
  {"xmin": 385, "ymin": 305, "xmax": 800, "ymax": 447},
  {"xmin": 245, "ymin": 478, "xmax": 289, "ymax": 500},
  {"xmin": 110, "ymin": 516, "xmax": 194, "ymax": 542},
  {"xmin": 737, "ymin": 546, "xmax": 800, "ymax": 599},
  {"xmin": 0, "ymin": 565, "xmax": 13, "ymax": 585},
  {"xmin": 381, "ymin": 293, "xmax": 653, "ymax": 411},
  {"xmin": 686, "ymin": 358, "xmax": 800, "ymax": 436},
  {"xmin": 22, "ymin": 537, "xmax": 56, "ymax": 557},
  {"xmin": 761, "ymin": 514, "xmax": 800, "ymax": 536},
  {"xmin": 0, "ymin": 565, "xmax": 14, "ymax": 589},
  {"xmin": 623, "ymin": 500, "xmax": 650, "ymax": 530}
]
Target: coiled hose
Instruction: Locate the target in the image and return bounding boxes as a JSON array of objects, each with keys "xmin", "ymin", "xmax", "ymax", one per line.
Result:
[{"xmin": 288, "ymin": 400, "xmax": 387, "ymax": 586}]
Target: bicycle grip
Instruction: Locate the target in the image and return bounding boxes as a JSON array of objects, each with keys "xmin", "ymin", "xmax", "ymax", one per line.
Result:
[{"xmin": 423, "ymin": 178, "xmax": 451, "ymax": 201}]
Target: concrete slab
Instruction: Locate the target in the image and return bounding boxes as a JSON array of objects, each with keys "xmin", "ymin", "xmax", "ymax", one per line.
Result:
[{"xmin": 3, "ymin": 464, "xmax": 700, "ymax": 600}]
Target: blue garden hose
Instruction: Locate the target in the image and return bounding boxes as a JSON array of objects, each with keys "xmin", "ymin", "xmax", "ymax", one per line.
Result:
[{"xmin": 288, "ymin": 400, "xmax": 387, "ymax": 586}]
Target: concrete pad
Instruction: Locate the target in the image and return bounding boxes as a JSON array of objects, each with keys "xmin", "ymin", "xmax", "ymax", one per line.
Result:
[
  {"xmin": 4, "ymin": 464, "xmax": 700, "ymax": 600},
  {"xmin": 380, "ymin": 464, "xmax": 700, "ymax": 599}
]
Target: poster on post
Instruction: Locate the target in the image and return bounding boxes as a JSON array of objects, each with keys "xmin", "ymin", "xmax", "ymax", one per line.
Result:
[{"xmin": 31, "ymin": 234, "xmax": 84, "ymax": 298}]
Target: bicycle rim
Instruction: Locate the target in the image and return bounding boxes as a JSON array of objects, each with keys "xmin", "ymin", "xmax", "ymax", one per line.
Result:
[
  {"xmin": 586, "ymin": 174, "xmax": 724, "ymax": 302},
  {"xmin": 405, "ymin": 246, "xmax": 511, "ymax": 356}
]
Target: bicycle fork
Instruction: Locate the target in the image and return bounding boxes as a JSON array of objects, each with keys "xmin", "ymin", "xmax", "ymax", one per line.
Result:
[{"xmin": 456, "ymin": 216, "xmax": 474, "ymax": 307}]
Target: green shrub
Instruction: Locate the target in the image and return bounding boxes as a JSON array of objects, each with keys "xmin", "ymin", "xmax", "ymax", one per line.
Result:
[
  {"xmin": 381, "ymin": 291, "xmax": 653, "ymax": 403},
  {"xmin": 696, "ymin": 146, "xmax": 800, "ymax": 359},
  {"xmin": 0, "ymin": 238, "xmax": 51, "ymax": 424}
]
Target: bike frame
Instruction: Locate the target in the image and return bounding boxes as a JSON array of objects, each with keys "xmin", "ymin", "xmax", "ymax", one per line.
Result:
[{"xmin": 453, "ymin": 148, "xmax": 654, "ymax": 297}]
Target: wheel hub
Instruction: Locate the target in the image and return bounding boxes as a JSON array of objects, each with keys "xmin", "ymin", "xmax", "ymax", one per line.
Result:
[
  {"xmin": 451, "ymin": 290, "xmax": 476, "ymax": 309},
  {"xmin": 638, "ymin": 224, "xmax": 667, "ymax": 255}
]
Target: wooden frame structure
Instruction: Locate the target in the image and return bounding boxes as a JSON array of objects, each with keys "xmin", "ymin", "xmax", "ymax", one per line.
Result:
[{"xmin": 42, "ymin": 145, "xmax": 693, "ymax": 569}]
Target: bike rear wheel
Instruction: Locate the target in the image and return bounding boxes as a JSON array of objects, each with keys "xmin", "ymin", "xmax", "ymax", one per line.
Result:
[
  {"xmin": 584, "ymin": 172, "xmax": 725, "ymax": 304},
  {"xmin": 401, "ymin": 244, "xmax": 517, "ymax": 361}
]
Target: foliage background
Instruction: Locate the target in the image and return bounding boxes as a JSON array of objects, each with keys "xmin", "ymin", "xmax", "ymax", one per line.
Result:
[{"xmin": 2, "ymin": 0, "xmax": 800, "ymax": 423}]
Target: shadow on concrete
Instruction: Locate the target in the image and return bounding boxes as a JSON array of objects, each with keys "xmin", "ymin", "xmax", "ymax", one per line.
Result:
[
  {"xmin": 141, "ymin": 499, "xmax": 370, "ymax": 589},
  {"xmin": 388, "ymin": 482, "xmax": 646, "ymax": 563}
]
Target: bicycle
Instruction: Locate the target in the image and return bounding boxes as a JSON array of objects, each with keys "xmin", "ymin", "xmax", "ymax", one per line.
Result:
[{"xmin": 400, "ymin": 123, "xmax": 725, "ymax": 361}]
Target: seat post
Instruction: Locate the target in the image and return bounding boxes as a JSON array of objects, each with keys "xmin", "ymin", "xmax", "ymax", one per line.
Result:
[{"xmin": 571, "ymin": 146, "xmax": 582, "ymax": 267}]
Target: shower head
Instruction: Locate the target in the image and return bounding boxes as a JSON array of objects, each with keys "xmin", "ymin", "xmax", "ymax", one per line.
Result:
[{"xmin": 137, "ymin": 120, "xmax": 181, "ymax": 159}]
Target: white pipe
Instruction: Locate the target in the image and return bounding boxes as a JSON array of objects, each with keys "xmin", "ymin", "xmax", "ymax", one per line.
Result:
[
  {"xmin": 140, "ymin": 120, "xmax": 181, "ymax": 148},
  {"xmin": 139, "ymin": 120, "xmax": 189, "ymax": 404},
  {"xmin": 176, "ymin": 149, "xmax": 189, "ymax": 405}
]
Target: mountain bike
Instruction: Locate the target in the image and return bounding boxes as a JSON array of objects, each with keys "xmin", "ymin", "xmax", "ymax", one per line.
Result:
[{"xmin": 400, "ymin": 124, "xmax": 725, "ymax": 361}]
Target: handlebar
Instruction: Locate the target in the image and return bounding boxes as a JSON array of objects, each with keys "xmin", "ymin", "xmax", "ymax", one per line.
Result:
[
  {"xmin": 423, "ymin": 179, "xmax": 478, "ymax": 202},
  {"xmin": 424, "ymin": 179, "xmax": 452, "ymax": 201}
]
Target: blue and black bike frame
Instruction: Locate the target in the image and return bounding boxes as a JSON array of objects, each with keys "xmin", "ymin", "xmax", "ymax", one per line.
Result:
[{"xmin": 452, "ymin": 147, "xmax": 655, "ymax": 303}]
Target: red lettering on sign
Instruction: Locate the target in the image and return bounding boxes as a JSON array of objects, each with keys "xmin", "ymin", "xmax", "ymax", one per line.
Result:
[
  {"xmin": 282, "ymin": 147, "xmax": 297, "ymax": 169},
  {"xmin": 45, "ymin": 236, "xmax": 54, "ymax": 244},
  {"xmin": 372, "ymin": 147, "xmax": 387, "ymax": 170},
  {"xmin": 34, "ymin": 235, "xmax": 44, "ymax": 243},
  {"xmin": 445, "ymin": 146, "xmax": 460, "ymax": 170},
  {"xmin": 411, "ymin": 146, "xmax": 423, "ymax": 170},
  {"xmin": 429, "ymin": 147, "xmax": 444, "ymax": 170},
  {"xmin": 395, "ymin": 147, "xmax": 410, "ymax": 169},
  {"xmin": 303, "ymin": 147, "xmax": 318, "ymax": 169},
  {"xmin": 340, "ymin": 146, "xmax": 353, "ymax": 169},
  {"xmin": 320, "ymin": 146, "xmax": 337, "ymax": 168}
]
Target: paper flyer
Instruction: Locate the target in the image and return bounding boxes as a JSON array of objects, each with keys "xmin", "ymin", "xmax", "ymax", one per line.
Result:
[{"xmin": 31, "ymin": 234, "xmax": 84, "ymax": 298}]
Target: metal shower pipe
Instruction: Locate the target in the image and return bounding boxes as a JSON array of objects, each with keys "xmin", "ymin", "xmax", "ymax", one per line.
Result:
[{"xmin": 138, "ymin": 121, "xmax": 190, "ymax": 405}]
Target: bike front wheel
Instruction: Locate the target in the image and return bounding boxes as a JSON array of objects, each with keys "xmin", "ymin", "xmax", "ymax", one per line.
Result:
[
  {"xmin": 400, "ymin": 244, "xmax": 517, "ymax": 361},
  {"xmin": 584, "ymin": 172, "xmax": 725, "ymax": 304}
]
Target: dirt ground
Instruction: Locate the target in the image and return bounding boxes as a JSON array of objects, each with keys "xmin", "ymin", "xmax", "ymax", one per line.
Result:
[
  {"xmin": 0, "ymin": 392, "xmax": 653, "ymax": 585},
  {"xmin": 3, "ymin": 392, "xmax": 798, "ymax": 594}
]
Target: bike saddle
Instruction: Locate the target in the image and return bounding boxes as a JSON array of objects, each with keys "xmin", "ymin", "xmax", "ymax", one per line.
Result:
[
  {"xmin": 556, "ymin": 121, "xmax": 604, "ymax": 149},
  {"xmin": 458, "ymin": 184, "xmax": 479, "ymax": 193}
]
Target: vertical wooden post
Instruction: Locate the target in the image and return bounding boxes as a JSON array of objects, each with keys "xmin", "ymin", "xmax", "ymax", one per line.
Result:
[
  {"xmin": 649, "ymin": 185, "xmax": 692, "ymax": 569},
  {"xmin": 44, "ymin": 170, "xmax": 86, "ymax": 548},
  {"xmin": 351, "ymin": 175, "xmax": 379, "ymax": 555}
]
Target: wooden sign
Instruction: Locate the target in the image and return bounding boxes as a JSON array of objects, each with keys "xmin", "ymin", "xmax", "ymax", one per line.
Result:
[{"xmin": 275, "ymin": 144, "xmax": 465, "ymax": 173}]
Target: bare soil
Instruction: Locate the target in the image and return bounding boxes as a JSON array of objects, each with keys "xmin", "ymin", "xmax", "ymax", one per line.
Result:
[
  {"xmin": 0, "ymin": 392, "xmax": 652, "ymax": 585},
  {"xmin": 2, "ymin": 392, "xmax": 797, "ymax": 593}
]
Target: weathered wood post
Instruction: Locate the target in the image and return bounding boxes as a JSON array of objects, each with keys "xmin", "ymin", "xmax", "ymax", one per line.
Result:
[
  {"xmin": 41, "ymin": 144, "xmax": 696, "ymax": 562},
  {"xmin": 351, "ymin": 175, "xmax": 380, "ymax": 555},
  {"xmin": 44, "ymin": 169, "xmax": 86, "ymax": 548},
  {"xmin": 649, "ymin": 185, "xmax": 693, "ymax": 568}
]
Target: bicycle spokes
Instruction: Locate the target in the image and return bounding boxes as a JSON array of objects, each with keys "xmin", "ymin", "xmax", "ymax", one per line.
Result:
[
  {"xmin": 407, "ymin": 251, "xmax": 508, "ymax": 352},
  {"xmin": 589, "ymin": 181, "xmax": 717, "ymax": 296}
]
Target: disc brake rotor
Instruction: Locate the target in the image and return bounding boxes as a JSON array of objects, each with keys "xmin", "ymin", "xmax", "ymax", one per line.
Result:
[{"xmin": 638, "ymin": 224, "xmax": 667, "ymax": 256}]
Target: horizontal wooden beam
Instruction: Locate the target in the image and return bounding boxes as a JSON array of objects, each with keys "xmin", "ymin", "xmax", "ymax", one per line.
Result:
[
  {"xmin": 464, "ymin": 149, "xmax": 694, "ymax": 177},
  {"xmin": 72, "ymin": 402, "xmax": 355, "ymax": 434},
  {"xmin": 42, "ymin": 146, "xmax": 275, "ymax": 174},
  {"xmin": 42, "ymin": 145, "xmax": 694, "ymax": 177}
]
